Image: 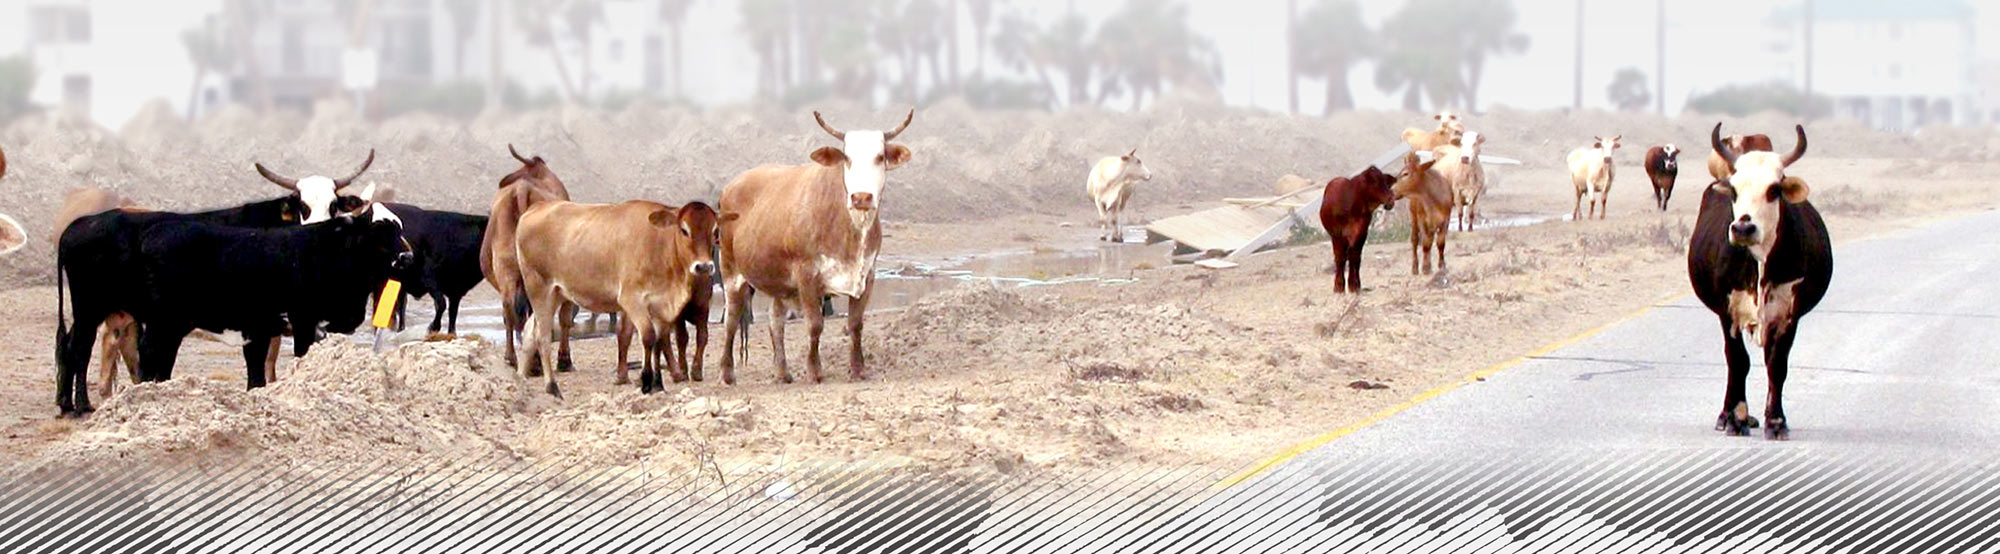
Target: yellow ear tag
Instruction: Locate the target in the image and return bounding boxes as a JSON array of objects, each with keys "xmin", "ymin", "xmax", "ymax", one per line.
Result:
[{"xmin": 372, "ymin": 280, "xmax": 403, "ymax": 329}]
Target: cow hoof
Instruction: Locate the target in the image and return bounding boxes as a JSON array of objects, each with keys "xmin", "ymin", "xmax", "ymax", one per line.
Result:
[
  {"xmin": 614, "ymin": 376, "xmax": 630, "ymax": 386},
  {"xmin": 1764, "ymin": 418, "xmax": 1789, "ymax": 440},
  {"xmin": 1715, "ymin": 413, "xmax": 1756, "ymax": 436},
  {"xmin": 850, "ymin": 370, "xmax": 869, "ymax": 381},
  {"xmin": 546, "ymin": 382, "xmax": 563, "ymax": 399},
  {"xmin": 557, "ymin": 358, "xmax": 576, "ymax": 373}
]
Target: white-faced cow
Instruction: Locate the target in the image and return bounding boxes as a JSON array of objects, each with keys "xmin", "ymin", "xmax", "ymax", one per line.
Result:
[
  {"xmin": 718, "ymin": 110, "xmax": 913, "ymax": 385},
  {"xmin": 1644, "ymin": 144, "xmax": 1680, "ymax": 211},
  {"xmin": 1567, "ymin": 135, "xmax": 1621, "ymax": 220},
  {"xmin": 1086, "ymin": 149, "xmax": 1153, "ymax": 242},
  {"xmin": 1689, "ymin": 123, "xmax": 1831, "ymax": 440},
  {"xmin": 254, "ymin": 150, "xmax": 379, "ymax": 224}
]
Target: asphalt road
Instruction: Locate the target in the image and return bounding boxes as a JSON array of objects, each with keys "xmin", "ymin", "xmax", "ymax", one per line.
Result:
[{"xmin": 1308, "ymin": 206, "xmax": 2000, "ymax": 459}]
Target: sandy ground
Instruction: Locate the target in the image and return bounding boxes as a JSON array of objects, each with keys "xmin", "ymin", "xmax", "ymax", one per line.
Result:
[{"xmin": 4, "ymin": 100, "xmax": 1998, "ymax": 477}]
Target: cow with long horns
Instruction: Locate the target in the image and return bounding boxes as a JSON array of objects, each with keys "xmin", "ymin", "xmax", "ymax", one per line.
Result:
[
  {"xmin": 253, "ymin": 150, "xmax": 378, "ymax": 224},
  {"xmin": 718, "ymin": 109, "xmax": 914, "ymax": 384},
  {"xmin": 1688, "ymin": 123, "xmax": 1831, "ymax": 439}
]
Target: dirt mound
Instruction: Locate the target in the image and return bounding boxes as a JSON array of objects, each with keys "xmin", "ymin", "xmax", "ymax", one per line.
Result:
[
  {"xmin": 31, "ymin": 338, "xmax": 530, "ymax": 468},
  {"xmin": 877, "ymin": 281, "xmax": 1240, "ymax": 381}
]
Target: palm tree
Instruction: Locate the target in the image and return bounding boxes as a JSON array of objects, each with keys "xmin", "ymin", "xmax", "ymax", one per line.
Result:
[
  {"xmin": 966, "ymin": 0, "xmax": 995, "ymax": 79},
  {"xmin": 1094, "ymin": 0, "xmax": 1219, "ymax": 110},
  {"xmin": 181, "ymin": 18, "xmax": 232, "ymax": 119},
  {"xmin": 1294, "ymin": 0, "xmax": 1373, "ymax": 114},
  {"xmin": 741, "ymin": 0, "xmax": 788, "ymax": 99},
  {"xmin": 514, "ymin": 0, "xmax": 579, "ymax": 102},
  {"xmin": 223, "ymin": 0, "xmax": 273, "ymax": 111},
  {"xmin": 1607, "ymin": 67, "xmax": 1650, "ymax": 111},
  {"xmin": 1375, "ymin": 0, "xmax": 1466, "ymax": 110},
  {"xmin": 657, "ymin": 0, "xmax": 694, "ymax": 98},
  {"xmin": 1038, "ymin": 13, "xmax": 1097, "ymax": 107},
  {"xmin": 563, "ymin": 0, "xmax": 605, "ymax": 98},
  {"xmin": 992, "ymin": 12, "xmax": 1059, "ymax": 105},
  {"xmin": 1449, "ymin": 0, "xmax": 1528, "ymax": 111}
]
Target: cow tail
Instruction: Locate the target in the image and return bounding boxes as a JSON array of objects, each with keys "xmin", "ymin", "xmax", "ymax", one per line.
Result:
[{"xmin": 54, "ymin": 247, "xmax": 69, "ymax": 368}]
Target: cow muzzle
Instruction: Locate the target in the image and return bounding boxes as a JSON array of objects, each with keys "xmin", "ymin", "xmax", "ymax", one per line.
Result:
[
  {"xmin": 1729, "ymin": 217, "xmax": 1758, "ymax": 245},
  {"xmin": 691, "ymin": 261, "xmax": 715, "ymax": 276},
  {"xmin": 850, "ymin": 192, "xmax": 875, "ymax": 211},
  {"xmin": 392, "ymin": 251, "xmax": 415, "ymax": 271}
]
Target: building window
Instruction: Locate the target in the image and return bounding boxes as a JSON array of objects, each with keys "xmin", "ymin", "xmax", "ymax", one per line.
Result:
[{"xmin": 28, "ymin": 5, "xmax": 91, "ymax": 44}]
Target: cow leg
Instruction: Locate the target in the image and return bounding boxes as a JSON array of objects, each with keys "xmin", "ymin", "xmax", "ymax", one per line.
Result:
[
  {"xmin": 97, "ymin": 324, "xmax": 121, "ymax": 399},
  {"xmin": 690, "ymin": 319, "xmax": 709, "ymax": 383},
  {"xmin": 1763, "ymin": 323, "xmax": 1799, "ymax": 440},
  {"xmin": 242, "ymin": 332, "xmax": 274, "ymax": 389},
  {"xmin": 1716, "ymin": 316, "xmax": 1756, "ymax": 435},
  {"xmin": 1347, "ymin": 233, "xmax": 1368, "ymax": 293},
  {"xmin": 614, "ymin": 315, "xmax": 634, "ymax": 386},
  {"xmin": 136, "ymin": 325, "xmax": 189, "ymax": 385},
  {"xmin": 847, "ymin": 280, "xmax": 873, "ymax": 380},
  {"xmin": 428, "ymin": 292, "xmax": 447, "ymax": 334},
  {"xmin": 674, "ymin": 321, "xmax": 693, "ymax": 382},
  {"xmin": 58, "ymin": 312, "xmax": 107, "ymax": 416},
  {"xmin": 500, "ymin": 286, "xmax": 520, "ymax": 368},
  {"xmin": 555, "ymin": 303, "xmax": 577, "ymax": 373},
  {"xmin": 658, "ymin": 321, "xmax": 685, "ymax": 384},
  {"xmin": 446, "ymin": 294, "xmax": 463, "ymax": 335},
  {"xmin": 801, "ymin": 288, "xmax": 827, "ymax": 384},
  {"xmin": 1330, "ymin": 239, "xmax": 1349, "ymax": 294},
  {"xmin": 1435, "ymin": 224, "xmax": 1448, "ymax": 274},
  {"xmin": 635, "ymin": 316, "xmax": 661, "ymax": 394},
  {"xmin": 768, "ymin": 297, "xmax": 792, "ymax": 384},
  {"xmin": 1408, "ymin": 224, "xmax": 1421, "ymax": 276},
  {"xmin": 522, "ymin": 299, "xmax": 562, "ymax": 399},
  {"xmin": 719, "ymin": 280, "xmax": 752, "ymax": 386},
  {"xmin": 263, "ymin": 336, "xmax": 281, "ymax": 385}
]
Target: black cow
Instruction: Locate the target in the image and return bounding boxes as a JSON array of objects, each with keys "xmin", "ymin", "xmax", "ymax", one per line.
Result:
[
  {"xmin": 1687, "ymin": 123, "xmax": 1832, "ymax": 440},
  {"xmin": 373, "ymin": 203, "xmax": 489, "ymax": 335},
  {"xmin": 54, "ymin": 206, "xmax": 411, "ymax": 416}
]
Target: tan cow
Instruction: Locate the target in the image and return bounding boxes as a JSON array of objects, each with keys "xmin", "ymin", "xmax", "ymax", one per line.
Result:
[
  {"xmin": 718, "ymin": 110, "xmax": 914, "ymax": 385},
  {"xmin": 0, "ymin": 146, "xmax": 20, "ymax": 255},
  {"xmin": 1402, "ymin": 111, "xmax": 1466, "ymax": 152},
  {"xmin": 515, "ymin": 196, "xmax": 720, "ymax": 396},
  {"xmin": 1433, "ymin": 130, "xmax": 1487, "ymax": 231},
  {"xmin": 1706, "ymin": 133, "xmax": 1774, "ymax": 181},
  {"xmin": 1393, "ymin": 152, "xmax": 1451, "ymax": 275},
  {"xmin": 1086, "ymin": 149, "xmax": 1153, "ymax": 242},
  {"xmin": 1568, "ymin": 135, "xmax": 1622, "ymax": 220},
  {"xmin": 480, "ymin": 146, "xmax": 575, "ymax": 374}
]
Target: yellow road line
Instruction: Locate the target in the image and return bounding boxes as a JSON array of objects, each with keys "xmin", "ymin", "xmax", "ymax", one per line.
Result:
[{"xmin": 1214, "ymin": 295, "xmax": 1683, "ymax": 489}]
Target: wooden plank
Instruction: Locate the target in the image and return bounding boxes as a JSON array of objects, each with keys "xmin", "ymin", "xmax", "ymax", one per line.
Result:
[{"xmin": 1225, "ymin": 143, "xmax": 1413, "ymax": 262}]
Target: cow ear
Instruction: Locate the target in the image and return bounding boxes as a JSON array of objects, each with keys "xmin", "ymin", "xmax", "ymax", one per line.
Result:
[
  {"xmin": 1779, "ymin": 176, "xmax": 1811, "ymax": 204},
  {"xmin": 1449, "ymin": 137, "xmax": 1461, "ymax": 147},
  {"xmin": 810, "ymin": 147, "xmax": 846, "ymax": 166},
  {"xmin": 884, "ymin": 144, "xmax": 912, "ymax": 169},
  {"xmin": 1433, "ymin": 113, "xmax": 1443, "ymax": 120},
  {"xmin": 719, "ymin": 211, "xmax": 741, "ymax": 223},
  {"xmin": 648, "ymin": 209, "xmax": 671, "ymax": 227}
]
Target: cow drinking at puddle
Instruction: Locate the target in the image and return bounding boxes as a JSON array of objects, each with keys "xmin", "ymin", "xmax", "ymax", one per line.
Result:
[{"xmin": 718, "ymin": 110, "xmax": 914, "ymax": 385}]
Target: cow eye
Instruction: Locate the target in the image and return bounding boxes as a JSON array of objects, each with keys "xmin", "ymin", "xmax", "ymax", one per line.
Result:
[
  {"xmin": 1766, "ymin": 187, "xmax": 1783, "ymax": 201},
  {"xmin": 874, "ymin": 154, "xmax": 886, "ymax": 165}
]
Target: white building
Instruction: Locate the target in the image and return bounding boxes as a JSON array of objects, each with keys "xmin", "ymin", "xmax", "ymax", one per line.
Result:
[
  {"xmin": 1775, "ymin": 0, "xmax": 1980, "ymax": 130},
  {"xmin": 0, "ymin": 0, "xmax": 215, "ymax": 129}
]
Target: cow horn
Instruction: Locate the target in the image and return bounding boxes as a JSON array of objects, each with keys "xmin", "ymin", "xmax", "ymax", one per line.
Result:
[
  {"xmin": 883, "ymin": 109, "xmax": 914, "ymax": 141},
  {"xmin": 330, "ymin": 149, "xmax": 376, "ymax": 190},
  {"xmin": 509, "ymin": 144, "xmax": 533, "ymax": 165},
  {"xmin": 1127, "ymin": 148, "xmax": 1137, "ymax": 158},
  {"xmin": 1710, "ymin": 123, "xmax": 1739, "ymax": 170},
  {"xmin": 1781, "ymin": 124, "xmax": 1807, "ymax": 168},
  {"xmin": 255, "ymin": 162, "xmax": 300, "ymax": 191},
  {"xmin": 813, "ymin": 111, "xmax": 845, "ymax": 141}
]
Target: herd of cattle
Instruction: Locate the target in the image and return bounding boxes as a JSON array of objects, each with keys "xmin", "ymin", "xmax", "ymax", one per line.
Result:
[
  {"xmin": 1313, "ymin": 112, "xmax": 1831, "ymax": 439},
  {"xmin": 6, "ymin": 108, "xmax": 1830, "ymax": 439}
]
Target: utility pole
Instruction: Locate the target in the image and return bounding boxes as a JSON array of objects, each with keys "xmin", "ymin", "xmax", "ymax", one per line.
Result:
[
  {"xmin": 1574, "ymin": 0, "xmax": 1584, "ymax": 110},
  {"xmin": 1656, "ymin": 0, "xmax": 1666, "ymax": 115},
  {"xmin": 1803, "ymin": 0, "xmax": 1815, "ymax": 120},
  {"xmin": 1287, "ymin": 0, "xmax": 1298, "ymax": 115}
]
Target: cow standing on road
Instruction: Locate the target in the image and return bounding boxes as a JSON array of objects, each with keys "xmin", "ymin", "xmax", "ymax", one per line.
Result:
[
  {"xmin": 718, "ymin": 110, "xmax": 913, "ymax": 385},
  {"xmin": 1688, "ymin": 123, "xmax": 1831, "ymax": 440}
]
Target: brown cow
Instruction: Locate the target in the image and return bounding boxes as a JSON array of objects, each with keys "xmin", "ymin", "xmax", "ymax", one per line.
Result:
[
  {"xmin": 515, "ymin": 196, "xmax": 720, "ymax": 396},
  {"xmin": 479, "ymin": 146, "xmax": 576, "ymax": 374},
  {"xmin": 1393, "ymin": 152, "xmax": 1451, "ymax": 275},
  {"xmin": 1707, "ymin": 134, "xmax": 1773, "ymax": 181},
  {"xmin": 718, "ymin": 110, "xmax": 913, "ymax": 385},
  {"xmin": 1318, "ymin": 165, "xmax": 1398, "ymax": 293},
  {"xmin": 617, "ymin": 266, "xmax": 714, "ymax": 382}
]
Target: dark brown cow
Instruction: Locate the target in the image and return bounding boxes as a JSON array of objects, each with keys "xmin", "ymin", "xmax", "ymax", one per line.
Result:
[
  {"xmin": 1644, "ymin": 144, "xmax": 1680, "ymax": 211},
  {"xmin": 480, "ymin": 146, "xmax": 574, "ymax": 374},
  {"xmin": 1317, "ymin": 166, "xmax": 1397, "ymax": 294},
  {"xmin": 514, "ymin": 194, "xmax": 720, "ymax": 396},
  {"xmin": 718, "ymin": 110, "xmax": 913, "ymax": 385},
  {"xmin": 618, "ymin": 267, "xmax": 714, "ymax": 382}
]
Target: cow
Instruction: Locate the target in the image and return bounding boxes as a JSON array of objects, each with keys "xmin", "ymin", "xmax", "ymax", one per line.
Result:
[
  {"xmin": 514, "ymin": 196, "xmax": 720, "ymax": 396},
  {"xmin": 1317, "ymin": 165, "xmax": 1398, "ymax": 294},
  {"xmin": 1567, "ymin": 135, "xmax": 1622, "ymax": 220},
  {"xmin": 254, "ymin": 150, "xmax": 380, "ymax": 224},
  {"xmin": 1402, "ymin": 111, "xmax": 1466, "ymax": 152},
  {"xmin": 1707, "ymin": 133, "xmax": 1774, "ymax": 182},
  {"xmin": 618, "ymin": 244, "xmax": 717, "ymax": 383},
  {"xmin": 54, "ymin": 202, "xmax": 412, "ymax": 416},
  {"xmin": 480, "ymin": 146, "xmax": 578, "ymax": 374},
  {"xmin": 1643, "ymin": 144, "xmax": 1680, "ymax": 211},
  {"xmin": 1392, "ymin": 152, "xmax": 1451, "ymax": 275},
  {"xmin": 0, "ymin": 146, "xmax": 23, "ymax": 254},
  {"xmin": 1086, "ymin": 149, "xmax": 1153, "ymax": 242},
  {"xmin": 1434, "ymin": 131, "xmax": 1487, "ymax": 231},
  {"xmin": 1689, "ymin": 123, "xmax": 1829, "ymax": 440},
  {"xmin": 718, "ymin": 109, "xmax": 913, "ymax": 385},
  {"xmin": 373, "ymin": 201, "xmax": 489, "ymax": 336}
]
